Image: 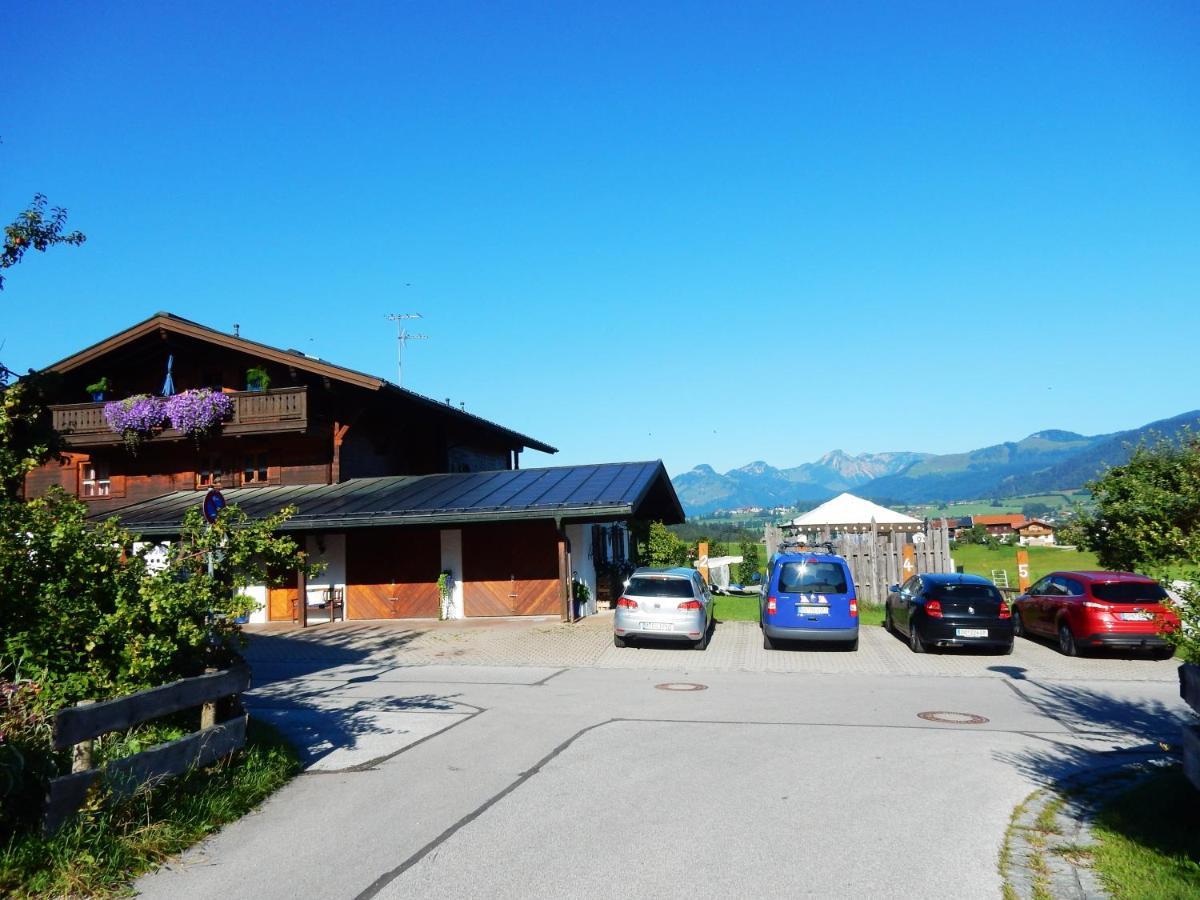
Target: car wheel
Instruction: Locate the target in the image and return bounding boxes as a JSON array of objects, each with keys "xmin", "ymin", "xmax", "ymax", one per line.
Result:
[
  {"xmin": 909, "ymin": 620, "xmax": 925, "ymax": 654},
  {"xmin": 614, "ymin": 633, "xmax": 627, "ymax": 648},
  {"xmin": 763, "ymin": 631, "xmax": 774, "ymax": 650},
  {"xmin": 1057, "ymin": 622, "xmax": 1077, "ymax": 657},
  {"xmin": 884, "ymin": 606, "xmax": 894, "ymax": 634},
  {"xmin": 1152, "ymin": 646, "xmax": 1176, "ymax": 661},
  {"xmin": 1012, "ymin": 610, "xmax": 1024, "ymax": 638},
  {"xmin": 1001, "ymin": 641, "xmax": 1014, "ymax": 656},
  {"xmin": 846, "ymin": 635, "xmax": 859, "ymax": 652},
  {"xmin": 695, "ymin": 627, "xmax": 709, "ymax": 651}
]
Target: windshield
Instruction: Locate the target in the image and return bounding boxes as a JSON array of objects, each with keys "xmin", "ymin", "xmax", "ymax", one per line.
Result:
[
  {"xmin": 1091, "ymin": 581, "xmax": 1168, "ymax": 603},
  {"xmin": 626, "ymin": 576, "xmax": 695, "ymax": 599},
  {"xmin": 777, "ymin": 561, "xmax": 848, "ymax": 594},
  {"xmin": 927, "ymin": 583, "xmax": 1001, "ymax": 602}
]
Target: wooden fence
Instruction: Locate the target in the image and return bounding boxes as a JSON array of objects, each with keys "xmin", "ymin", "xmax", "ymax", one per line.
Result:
[
  {"xmin": 45, "ymin": 665, "xmax": 251, "ymax": 834},
  {"xmin": 763, "ymin": 521, "xmax": 956, "ymax": 605}
]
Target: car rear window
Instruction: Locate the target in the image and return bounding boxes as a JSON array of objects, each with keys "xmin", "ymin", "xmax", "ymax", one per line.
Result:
[
  {"xmin": 777, "ymin": 561, "xmax": 848, "ymax": 594},
  {"xmin": 926, "ymin": 583, "xmax": 1001, "ymax": 602},
  {"xmin": 626, "ymin": 576, "xmax": 695, "ymax": 599},
  {"xmin": 1090, "ymin": 581, "xmax": 1168, "ymax": 603}
]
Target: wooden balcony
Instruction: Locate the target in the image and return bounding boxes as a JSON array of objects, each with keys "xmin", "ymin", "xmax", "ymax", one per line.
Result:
[{"xmin": 51, "ymin": 387, "xmax": 308, "ymax": 447}]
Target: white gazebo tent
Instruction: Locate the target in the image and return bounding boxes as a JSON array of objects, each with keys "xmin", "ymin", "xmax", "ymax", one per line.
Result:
[{"xmin": 788, "ymin": 492, "xmax": 922, "ymax": 538}]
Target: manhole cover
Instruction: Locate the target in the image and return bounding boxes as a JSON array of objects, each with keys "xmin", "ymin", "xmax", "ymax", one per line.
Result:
[
  {"xmin": 917, "ymin": 711, "xmax": 989, "ymax": 725},
  {"xmin": 654, "ymin": 682, "xmax": 708, "ymax": 692}
]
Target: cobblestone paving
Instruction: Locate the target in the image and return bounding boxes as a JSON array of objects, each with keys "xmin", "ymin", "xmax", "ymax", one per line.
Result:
[{"xmin": 246, "ymin": 614, "xmax": 1180, "ymax": 682}]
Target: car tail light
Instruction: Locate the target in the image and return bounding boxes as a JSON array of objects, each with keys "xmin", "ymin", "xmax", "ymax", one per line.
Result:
[
  {"xmin": 766, "ymin": 596, "xmax": 777, "ymax": 615},
  {"xmin": 616, "ymin": 596, "xmax": 638, "ymax": 610},
  {"xmin": 849, "ymin": 597, "xmax": 858, "ymax": 618},
  {"xmin": 1082, "ymin": 601, "xmax": 1107, "ymax": 610},
  {"xmin": 678, "ymin": 599, "xmax": 702, "ymax": 610},
  {"xmin": 999, "ymin": 603, "xmax": 1011, "ymax": 619},
  {"xmin": 925, "ymin": 599, "xmax": 943, "ymax": 618}
]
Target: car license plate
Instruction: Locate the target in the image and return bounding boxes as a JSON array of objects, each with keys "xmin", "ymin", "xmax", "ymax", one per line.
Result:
[
  {"xmin": 1118, "ymin": 612, "xmax": 1152, "ymax": 622},
  {"xmin": 955, "ymin": 628, "xmax": 988, "ymax": 638},
  {"xmin": 640, "ymin": 622, "xmax": 672, "ymax": 631},
  {"xmin": 798, "ymin": 605, "xmax": 829, "ymax": 615}
]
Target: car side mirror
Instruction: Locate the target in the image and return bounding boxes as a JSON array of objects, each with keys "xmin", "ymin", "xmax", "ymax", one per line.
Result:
[{"xmin": 889, "ymin": 584, "xmax": 900, "ymax": 593}]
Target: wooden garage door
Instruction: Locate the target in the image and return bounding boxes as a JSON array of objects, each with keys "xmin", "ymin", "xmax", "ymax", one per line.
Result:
[
  {"xmin": 463, "ymin": 522, "xmax": 561, "ymax": 616},
  {"xmin": 346, "ymin": 527, "xmax": 441, "ymax": 619}
]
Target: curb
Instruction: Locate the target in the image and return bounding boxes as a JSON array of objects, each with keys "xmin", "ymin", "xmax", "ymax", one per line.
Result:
[{"xmin": 1000, "ymin": 749, "xmax": 1179, "ymax": 899}]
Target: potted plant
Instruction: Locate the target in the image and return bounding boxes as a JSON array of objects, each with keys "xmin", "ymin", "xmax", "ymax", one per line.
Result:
[
  {"xmin": 573, "ymin": 579, "xmax": 591, "ymax": 619},
  {"xmin": 103, "ymin": 394, "xmax": 167, "ymax": 452},
  {"xmin": 164, "ymin": 388, "xmax": 234, "ymax": 443},
  {"xmin": 86, "ymin": 377, "xmax": 110, "ymax": 402},
  {"xmin": 245, "ymin": 366, "xmax": 271, "ymax": 393},
  {"xmin": 437, "ymin": 570, "xmax": 454, "ymax": 620}
]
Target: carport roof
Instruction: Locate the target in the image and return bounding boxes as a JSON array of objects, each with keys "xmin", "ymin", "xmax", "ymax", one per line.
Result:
[{"xmin": 97, "ymin": 461, "xmax": 684, "ymax": 536}]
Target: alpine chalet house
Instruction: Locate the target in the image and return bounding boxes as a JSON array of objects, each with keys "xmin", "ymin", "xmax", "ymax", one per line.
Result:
[{"xmin": 27, "ymin": 313, "xmax": 682, "ymax": 623}]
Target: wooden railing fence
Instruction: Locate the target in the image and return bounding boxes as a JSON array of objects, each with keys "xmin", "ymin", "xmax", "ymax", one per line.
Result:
[{"xmin": 44, "ymin": 665, "xmax": 251, "ymax": 834}]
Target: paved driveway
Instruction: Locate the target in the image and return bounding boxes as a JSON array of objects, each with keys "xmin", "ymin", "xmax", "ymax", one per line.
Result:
[{"xmin": 133, "ymin": 612, "xmax": 1191, "ymax": 899}]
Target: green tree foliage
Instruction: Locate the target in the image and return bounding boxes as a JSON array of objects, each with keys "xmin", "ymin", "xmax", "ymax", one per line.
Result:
[
  {"xmin": 736, "ymin": 540, "xmax": 761, "ymax": 584},
  {"xmin": 1066, "ymin": 433, "xmax": 1200, "ymax": 662},
  {"xmin": 640, "ymin": 521, "xmax": 690, "ymax": 567},
  {"xmin": 1, "ymin": 193, "xmax": 86, "ymax": 291},
  {"xmin": 0, "ymin": 373, "xmax": 62, "ymax": 499},
  {"xmin": 1022, "ymin": 502, "xmax": 1053, "ymax": 519}
]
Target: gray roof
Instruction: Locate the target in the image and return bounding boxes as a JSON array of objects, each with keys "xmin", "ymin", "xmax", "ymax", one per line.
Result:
[{"xmin": 97, "ymin": 461, "xmax": 684, "ymax": 536}]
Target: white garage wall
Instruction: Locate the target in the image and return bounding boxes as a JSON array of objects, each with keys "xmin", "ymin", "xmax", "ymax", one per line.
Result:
[{"xmin": 566, "ymin": 523, "xmax": 597, "ymax": 617}]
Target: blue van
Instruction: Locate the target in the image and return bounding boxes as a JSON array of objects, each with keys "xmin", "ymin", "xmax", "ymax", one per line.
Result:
[{"xmin": 761, "ymin": 551, "xmax": 858, "ymax": 650}]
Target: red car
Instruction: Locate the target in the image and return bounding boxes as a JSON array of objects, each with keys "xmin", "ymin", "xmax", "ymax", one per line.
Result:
[{"xmin": 1012, "ymin": 571, "xmax": 1179, "ymax": 658}]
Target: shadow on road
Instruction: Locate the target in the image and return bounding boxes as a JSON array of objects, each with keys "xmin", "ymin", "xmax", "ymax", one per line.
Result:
[{"xmin": 242, "ymin": 626, "xmax": 425, "ymax": 682}]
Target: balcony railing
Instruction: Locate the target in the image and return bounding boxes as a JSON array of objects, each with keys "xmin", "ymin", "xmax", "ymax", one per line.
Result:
[{"xmin": 51, "ymin": 387, "xmax": 308, "ymax": 446}]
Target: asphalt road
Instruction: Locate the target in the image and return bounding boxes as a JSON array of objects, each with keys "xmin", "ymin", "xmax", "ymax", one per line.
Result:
[{"xmin": 135, "ymin": 648, "xmax": 1192, "ymax": 900}]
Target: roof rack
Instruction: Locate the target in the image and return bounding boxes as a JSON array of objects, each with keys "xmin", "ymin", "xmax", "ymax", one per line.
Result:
[{"xmin": 778, "ymin": 539, "xmax": 837, "ymax": 556}]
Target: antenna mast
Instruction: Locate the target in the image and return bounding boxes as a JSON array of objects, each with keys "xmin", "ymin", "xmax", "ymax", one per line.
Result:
[{"xmin": 384, "ymin": 313, "xmax": 428, "ymax": 387}]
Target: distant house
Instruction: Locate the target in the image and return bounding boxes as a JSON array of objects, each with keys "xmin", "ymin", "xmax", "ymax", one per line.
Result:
[
  {"xmin": 971, "ymin": 514, "xmax": 1026, "ymax": 541},
  {"xmin": 934, "ymin": 516, "xmax": 973, "ymax": 538},
  {"xmin": 1015, "ymin": 518, "xmax": 1057, "ymax": 546}
]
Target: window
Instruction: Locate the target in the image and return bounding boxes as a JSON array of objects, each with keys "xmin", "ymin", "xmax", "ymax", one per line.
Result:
[
  {"xmin": 1090, "ymin": 581, "xmax": 1168, "ymax": 604},
  {"xmin": 626, "ymin": 576, "xmax": 695, "ymax": 599},
  {"xmin": 777, "ymin": 561, "xmax": 848, "ymax": 595},
  {"xmin": 926, "ymin": 583, "xmax": 1002, "ymax": 602},
  {"xmin": 242, "ymin": 452, "xmax": 269, "ymax": 485},
  {"xmin": 197, "ymin": 456, "xmax": 224, "ymax": 488},
  {"xmin": 80, "ymin": 461, "xmax": 111, "ymax": 497}
]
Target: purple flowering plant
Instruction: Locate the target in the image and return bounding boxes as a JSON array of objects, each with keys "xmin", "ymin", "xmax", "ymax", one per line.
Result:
[
  {"xmin": 103, "ymin": 394, "xmax": 167, "ymax": 452},
  {"xmin": 165, "ymin": 388, "xmax": 233, "ymax": 440}
]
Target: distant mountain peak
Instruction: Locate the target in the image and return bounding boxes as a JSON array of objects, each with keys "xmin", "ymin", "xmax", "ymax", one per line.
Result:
[{"xmin": 1026, "ymin": 429, "xmax": 1087, "ymax": 442}]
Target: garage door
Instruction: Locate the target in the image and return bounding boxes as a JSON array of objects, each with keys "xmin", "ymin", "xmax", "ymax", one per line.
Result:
[
  {"xmin": 463, "ymin": 522, "xmax": 561, "ymax": 616},
  {"xmin": 346, "ymin": 527, "xmax": 441, "ymax": 619}
]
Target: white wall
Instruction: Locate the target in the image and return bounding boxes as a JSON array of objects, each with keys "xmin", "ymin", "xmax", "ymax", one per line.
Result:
[
  {"xmin": 566, "ymin": 523, "xmax": 598, "ymax": 617},
  {"xmin": 304, "ymin": 533, "xmax": 346, "ymax": 606},
  {"xmin": 439, "ymin": 528, "xmax": 465, "ymax": 619}
]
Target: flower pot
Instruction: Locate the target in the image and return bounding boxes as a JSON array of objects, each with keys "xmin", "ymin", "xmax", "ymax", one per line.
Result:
[
  {"xmin": 92, "ymin": 392, "xmax": 105, "ymax": 402},
  {"xmin": 1181, "ymin": 663, "xmax": 1200, "ymax": 715}
]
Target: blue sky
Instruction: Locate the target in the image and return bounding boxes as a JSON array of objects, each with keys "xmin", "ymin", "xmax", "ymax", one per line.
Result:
[{"xmin": 3, "ymin": 2, "xmax": 1197, "ymax": 477}]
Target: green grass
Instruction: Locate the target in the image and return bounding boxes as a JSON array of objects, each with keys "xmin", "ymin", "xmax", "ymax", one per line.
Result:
[
  {"xmin": 0, "ymin": 720, "xmax": 300, "ymax": 899},
  {"xmin": 951, "ymin": 543, "xmax": 1102, "ymax": 586},
  {"xmin": 1090, "ymin": 766, "xmax": 1200, "ymax": 899},
  {"xmin": 858, "ymin": 603, "xmax": 885, "ymax": 627},
  {"xmin": 914, "ymin": 491, "xmax": 1090, "ymax": 519},
  {"xmin": 713, "ymin": 594, "xmax": 760, "ymax": 621}
]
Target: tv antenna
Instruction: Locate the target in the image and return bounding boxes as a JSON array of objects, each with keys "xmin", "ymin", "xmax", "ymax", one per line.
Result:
[{"xmin": 384, "ymin": 313, "xmax": 428, "ymax": 387}]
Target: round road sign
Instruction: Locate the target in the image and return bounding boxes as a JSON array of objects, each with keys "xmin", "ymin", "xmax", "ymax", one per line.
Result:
[{"xmin": 202, "ymin": 488, "xmax": 226, "ymax": 524}]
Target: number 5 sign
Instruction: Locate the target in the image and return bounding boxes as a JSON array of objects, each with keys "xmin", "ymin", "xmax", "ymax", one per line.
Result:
[{"xmin": 1016, "ymin": 549, "xmax": 1031, "ymax": 593}]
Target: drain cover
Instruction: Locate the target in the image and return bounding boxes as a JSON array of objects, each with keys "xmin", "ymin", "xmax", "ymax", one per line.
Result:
[
  {"xmin": 917, "ymin": 711, "xmax": 989, "ymax": 725},
  {"xmin": 654, "ymin": 682, "xmax": 708, "ymax": 692}
]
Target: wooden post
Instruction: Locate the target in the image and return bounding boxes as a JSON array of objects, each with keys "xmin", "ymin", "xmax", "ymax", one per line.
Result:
[
  {"xmin": 557, "ymin": 529, "xmax": 570, "ymax": 623},
  {"xmin": 901, "ymin": 542, "xmax": 916, "ymax": 583},
  {"xmin": 71, "ymin": 700, "xmax": 96, "ymax": 774},
  {"xmin": 697, "ymin": 541, "xmax": 710, "ymax": 585},
  {"xmin": 1016, "ymin": 548, "xmax": 1031, "ymax": 593},
  {"xmin": 201, "ymin": 667, "xmax": 218, "ymax": 729},
  {"xmin": 869, "ymin": 518, "xmax": 879, "ymax": 604},
  {"xmin": 296, "ymin": 563, "xmax": 308, "ymax": 628},
  {"xmin": 331, "ymin": 422, "xmax": 351, "ymax": 483}
]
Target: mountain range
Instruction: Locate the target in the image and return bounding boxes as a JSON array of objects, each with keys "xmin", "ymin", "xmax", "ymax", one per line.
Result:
[{"xmin": 673, "ymin": 410, "xmax": 1200, "ymax": 515}]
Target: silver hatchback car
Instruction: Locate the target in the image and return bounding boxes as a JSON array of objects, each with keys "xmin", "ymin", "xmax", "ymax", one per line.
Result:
[{"xmin": 613, "ymin": 567, "xmax": 714, "ymax": 650}]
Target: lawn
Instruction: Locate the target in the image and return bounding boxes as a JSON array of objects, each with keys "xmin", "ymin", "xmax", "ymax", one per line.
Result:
[
  {"xmin": 1090, "ymin": 766, "xmax": 1200, "ymax": 899},
  {"xmin": 713, "ymin": 594, "xmax": 885, "ymax": 628},
  {"xmin": 950, "ymin": 543, "xmax": 1102, "ymax": 587}
]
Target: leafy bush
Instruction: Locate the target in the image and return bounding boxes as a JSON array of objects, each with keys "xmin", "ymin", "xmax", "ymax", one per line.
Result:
[
  {"xmin": 736, "ymin": 540, "xmax": 761, "ymax": 584},
  {"xmin": 639, "ymin": 521, "xmax": 690, "ymax": 567},
  {"xmin": 0, "ymin": 678, "xmax": 59, "ymax": 837}
]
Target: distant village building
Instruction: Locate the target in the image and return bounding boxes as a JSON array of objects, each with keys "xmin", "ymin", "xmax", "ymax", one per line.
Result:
[
  {"xmin": 972, "ymin": 514, "xmax": 1026, "ymax": 541},
  {"xmin": 1015, "ymin": 518, "xmax": 1057, "ymax": 546}
]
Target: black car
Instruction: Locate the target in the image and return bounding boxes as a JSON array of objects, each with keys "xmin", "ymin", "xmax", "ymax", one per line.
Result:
[{"xmin": 885, "ymin": 573, "xmax": 1014, "ymax": 654}]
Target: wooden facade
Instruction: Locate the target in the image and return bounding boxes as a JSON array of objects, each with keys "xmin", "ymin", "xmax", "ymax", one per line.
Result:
[
  {"xmin": 462, "ymin": 522, "xmax": 562, "ymax": 616},
  {"xmin": 346, "ymin": 527, "xmax": 442, "ymax": 619}
]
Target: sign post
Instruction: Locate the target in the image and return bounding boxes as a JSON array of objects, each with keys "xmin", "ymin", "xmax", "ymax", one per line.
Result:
[
  {"xmin": 1016, "ymin": 548, "xmax": 1031, "ymax": 593},
  {"xmin": 901, "ymin": 543, "xmax": 916, "ymax": 583},
  {"xmin": 697, "ymin": 542, "xmax": 710, "ymax": 585}
]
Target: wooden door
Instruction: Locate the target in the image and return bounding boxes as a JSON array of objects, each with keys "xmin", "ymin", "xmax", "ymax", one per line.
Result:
[
  {"xmin": 268, "ymin": 570, "xmax": 298, "ymax": 622},
  {"xmin": 463, "ymin": 522, "xmax": 561, "ymax": 616},
  {"xmin": 346, "ymin": 527, "xmax": 441, "ymax": 619}
]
